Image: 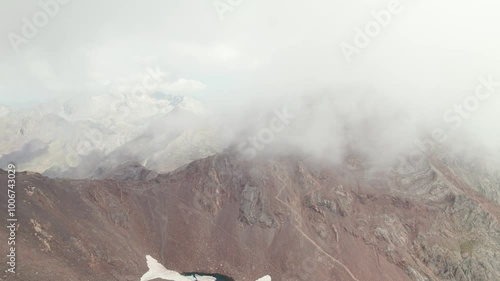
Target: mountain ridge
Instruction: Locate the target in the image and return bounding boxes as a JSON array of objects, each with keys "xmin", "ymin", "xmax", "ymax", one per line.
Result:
[{"xmin": 1, "ymin": 150, "xmax": 499, "ymax": 280}]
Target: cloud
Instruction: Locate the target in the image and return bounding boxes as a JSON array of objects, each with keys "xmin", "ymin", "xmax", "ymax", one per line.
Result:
[
  {"xmin": 159, "ymin": 78, "xmax": 206, "ymax": 93},
  {"xmin": 0, "ymin": 0, "xmax": 499, "ymax": 168}
]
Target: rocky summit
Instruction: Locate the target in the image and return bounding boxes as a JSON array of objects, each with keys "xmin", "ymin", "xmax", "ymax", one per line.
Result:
[{"xmin": 1, "ymin": 151, "xmax": 499, "ymax": 281}]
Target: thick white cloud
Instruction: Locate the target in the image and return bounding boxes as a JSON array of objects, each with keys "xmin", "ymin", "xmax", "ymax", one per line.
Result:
[
  {"xmin": 1, "ymin": 0, "xmax": 499, "ymax": 166},
  {"xmin": 1, "ymin": 0, "xmax": 499, "ymax": 103}
]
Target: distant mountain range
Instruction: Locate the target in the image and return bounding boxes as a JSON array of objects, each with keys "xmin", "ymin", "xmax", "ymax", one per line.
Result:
[{"xmin": 0, "ymin": 92, "xmax": 222, "ymax": 179}]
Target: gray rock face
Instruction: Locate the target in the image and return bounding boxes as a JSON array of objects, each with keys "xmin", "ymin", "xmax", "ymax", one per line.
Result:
[{"xmin": 239, "ymin": 184, "xmax": 278, "ymax": 228}]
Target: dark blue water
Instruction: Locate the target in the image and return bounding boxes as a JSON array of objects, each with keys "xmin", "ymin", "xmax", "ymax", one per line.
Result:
[{"xmin": 183, "ymin": 272, "xmax": 234, "ymax": 281}]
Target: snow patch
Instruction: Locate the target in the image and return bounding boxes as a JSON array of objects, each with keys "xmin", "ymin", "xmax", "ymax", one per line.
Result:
[{"xmin": 140, "ymin": 255, "xmax": 271, "ymax": 281}]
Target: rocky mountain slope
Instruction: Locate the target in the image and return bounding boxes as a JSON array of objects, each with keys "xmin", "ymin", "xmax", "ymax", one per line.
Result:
[
  {"xmin": 1, "ymin": 151, "xmax": 499, "ymax": 281},
  {"xmin": 0, "ymin": 93, "xmax": 219, "ymax": 179}
]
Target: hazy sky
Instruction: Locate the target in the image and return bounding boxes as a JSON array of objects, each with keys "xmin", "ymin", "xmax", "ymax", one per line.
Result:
[
  {"xmin": 1, "ymin": 0, "xmax": 499, "ymax": 105},
  {"xmin": 1, "ymin": 0, "xmax": 499, "ymax": 165}
]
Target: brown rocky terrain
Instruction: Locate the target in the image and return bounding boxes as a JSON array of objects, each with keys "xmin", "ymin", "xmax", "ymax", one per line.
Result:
[{"xmin": 1, "ymin": 151, "xmax": 499, "ymax": 281}]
